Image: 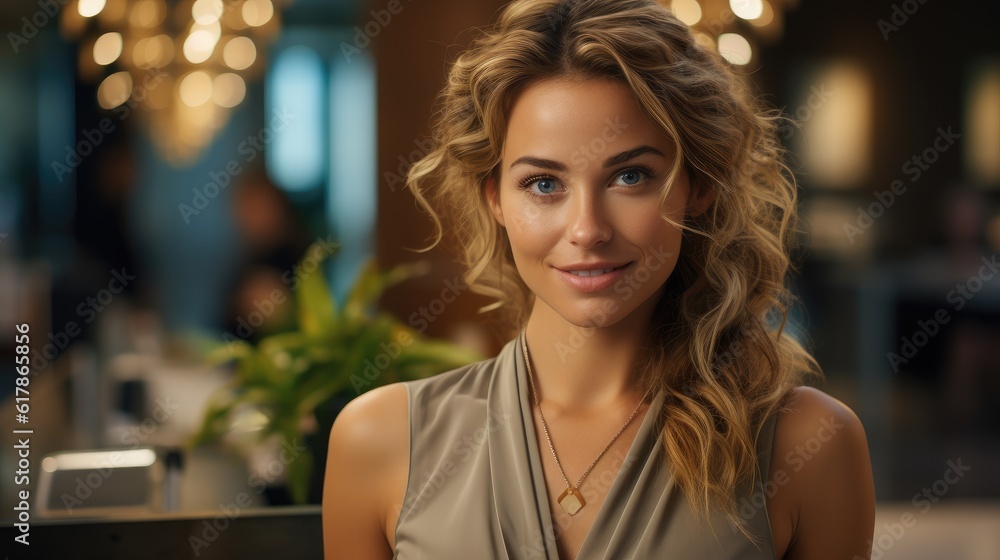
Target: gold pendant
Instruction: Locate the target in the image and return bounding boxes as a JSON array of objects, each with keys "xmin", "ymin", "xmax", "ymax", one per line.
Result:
[{"xmin": 557, "ymin": 486, "xmax": 586, "ymax": 516}]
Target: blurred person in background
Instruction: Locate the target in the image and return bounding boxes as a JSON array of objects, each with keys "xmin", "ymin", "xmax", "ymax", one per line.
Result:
[{"xmin": 222, "ymin": 165, "xmax": 314, "ymax": 344}]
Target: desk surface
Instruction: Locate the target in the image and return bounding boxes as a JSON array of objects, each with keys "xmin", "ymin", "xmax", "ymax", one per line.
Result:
[{"xmin": 1, "ymin": 505, "xmax": 323, "ymax": 559}]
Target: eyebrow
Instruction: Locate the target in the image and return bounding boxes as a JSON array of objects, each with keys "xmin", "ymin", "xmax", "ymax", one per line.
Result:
[{"xmin": 508, "ymin": 145, "xmax": 666, "ymax": 171}]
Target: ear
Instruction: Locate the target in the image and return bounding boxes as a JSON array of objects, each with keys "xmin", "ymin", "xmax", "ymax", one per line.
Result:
[
  {"xmin": 686, "ymin": 177, "xmax": 714, "ymax": 219},
  {"xmin": 687, "ymin": 187, "xmax": 714, "ymax": 218},
  {"xmin": 485, "ymin": 176, "xmax": 506, "ymax": 227}
]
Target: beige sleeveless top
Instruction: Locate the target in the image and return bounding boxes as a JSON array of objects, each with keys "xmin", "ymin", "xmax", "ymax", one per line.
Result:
[{"xmin": 393, "ymin": 333, "xmax": 778, "ymax": 559}]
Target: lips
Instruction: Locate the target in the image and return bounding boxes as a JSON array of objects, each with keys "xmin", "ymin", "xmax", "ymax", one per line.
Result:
[
  {"xmin": 555, "ymin": 262, "xmax": 632, "ymax": 293},
  {"xmin": 567, "ymin": 267, "xmax": 619, "ymax": 277},
  {"xmin": 557, "ymin": 262, "xmax": 631, "ymax": 273}
]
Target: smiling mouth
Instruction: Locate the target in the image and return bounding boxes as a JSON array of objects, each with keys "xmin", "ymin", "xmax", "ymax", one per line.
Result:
[
  {"xmin": 568, "ymin": 268, "xmax": 614, "ymax": 277},
  {"xmin": 562, "ymin": 263, "xmax": 631, "ymax": 277}
]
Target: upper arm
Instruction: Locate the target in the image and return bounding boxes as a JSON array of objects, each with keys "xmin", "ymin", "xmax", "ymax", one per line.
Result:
[
  {"xmin": 772, "ymin": 386, "xmax": 876, "ymax": 560},
  {"xmin": 322, "ymin": 382, "xmax": 409, "ymax": 560}
]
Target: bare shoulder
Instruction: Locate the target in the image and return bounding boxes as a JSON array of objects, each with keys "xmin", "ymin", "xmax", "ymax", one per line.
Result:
[
  {"xmin": 322, "ymin": 383, "xmax": 410, "ymax": 560},
  {"xmin": 770, "ymin": 386, "xmax": 876, "ymax": 560},
  {"xmin": 328, "ymin": 382, "xmax": 410, "ymax": 461},
  {"xmin": 773, "ymin": 386, "xmax": 865, "ymax": 452}
]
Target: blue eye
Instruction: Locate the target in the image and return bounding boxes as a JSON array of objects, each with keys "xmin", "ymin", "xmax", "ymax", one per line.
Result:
[
  {"xmin": 517, "ymin": 176, "xmax": 560, "ymax": 198},
  {"xmin": 536, "ymin": 179, "xmax": 556, "ymax": 194},
  {"xmin": 614, "ymin": 168, "xmax": 650, "ymax": 187}
]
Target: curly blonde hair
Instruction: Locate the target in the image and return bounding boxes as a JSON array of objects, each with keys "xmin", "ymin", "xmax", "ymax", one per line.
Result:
[{"xmin": 404, "ymin": 0, "xmax": 823, "ymax": 545}]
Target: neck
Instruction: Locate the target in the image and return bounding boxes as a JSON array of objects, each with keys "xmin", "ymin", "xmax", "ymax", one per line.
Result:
[{"xmin": 522, "ymin": 301, "xmax": 656, "ymax": 417}]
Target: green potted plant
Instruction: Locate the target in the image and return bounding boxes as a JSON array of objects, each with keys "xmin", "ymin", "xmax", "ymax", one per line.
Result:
[{"xmin": 190, "ymin": 240, "xmax": 483, "ymax": 504}]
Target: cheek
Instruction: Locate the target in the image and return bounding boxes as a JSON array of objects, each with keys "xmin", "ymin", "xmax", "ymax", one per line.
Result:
[
  {"xmin": 627, "ymin": 205, "xmax": 683, "ymax": 247},
  {"xmin": 504, "ymin": 199, "xmax": 560, "ymax": 241}
]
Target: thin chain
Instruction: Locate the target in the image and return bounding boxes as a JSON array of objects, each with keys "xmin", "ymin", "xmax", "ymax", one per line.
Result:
[{"xmin": 520, "ymin": 327, "xmax": 646, "ymax": 489}]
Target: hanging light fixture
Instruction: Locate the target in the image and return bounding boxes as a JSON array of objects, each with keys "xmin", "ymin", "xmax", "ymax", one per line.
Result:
[
  {"xmin": 663, "ymin": 0, "xmax": 798, "ymax": 66},
  {"xmin": 60, "ymin": 0, "xmax": 287, "ymax": 166}
]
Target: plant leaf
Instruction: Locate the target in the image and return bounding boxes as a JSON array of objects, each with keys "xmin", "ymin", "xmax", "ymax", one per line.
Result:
[
  {"xmin": 342, "ymin": 258, "xmax": 431, "ymax": 321},
  {"xmin": 296, "ymin": 242, "xmax": 339, "ymax": 338},
  {"xmin": 286, "ymin": 443, "xmax": 314, "ymax": 505},
  {"xmin": 189, "ymin": 397, "xmax": 238, "ymax": 447}
]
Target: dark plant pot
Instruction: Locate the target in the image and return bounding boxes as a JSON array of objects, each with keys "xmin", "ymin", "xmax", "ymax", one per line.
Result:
[{"xmin": 258, "ymin": 392, "xmax": 356, "ymax": 506}]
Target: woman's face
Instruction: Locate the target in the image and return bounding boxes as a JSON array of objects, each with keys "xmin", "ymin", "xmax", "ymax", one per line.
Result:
[{"xmin": 486, "ymin": 76, "xmax": 708, "ymax": 330}]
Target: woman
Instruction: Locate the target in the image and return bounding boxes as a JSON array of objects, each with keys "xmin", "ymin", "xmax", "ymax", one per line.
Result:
[{"xmin": 322, "ymin": 0, "xmax": 876, "ymax": 558}]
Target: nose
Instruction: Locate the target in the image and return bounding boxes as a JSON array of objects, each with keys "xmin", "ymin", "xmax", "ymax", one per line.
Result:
[{"xmin": 566, "ymin": 188, "xmax": 612, "ymax": 248}]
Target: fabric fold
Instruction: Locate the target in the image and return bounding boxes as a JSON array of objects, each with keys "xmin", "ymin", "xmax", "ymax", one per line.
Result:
[{"xmin": 393, "ymin": 333, "xmax": 779, "ymax": 560}]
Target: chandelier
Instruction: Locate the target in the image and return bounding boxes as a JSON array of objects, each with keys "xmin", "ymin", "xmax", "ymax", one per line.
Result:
[
  {"xmin": 60, "ymin": 0, "xmax": 286, "ymax": 165},
  {"xmin": 662, "ymin": 0, "xmax": 797, "ymax": 65}
]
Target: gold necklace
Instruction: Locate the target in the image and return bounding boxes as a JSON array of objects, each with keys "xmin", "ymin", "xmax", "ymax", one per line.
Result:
[{"xmin": 519, "ymin": 328, "xmax": 646, "ymax": 516}]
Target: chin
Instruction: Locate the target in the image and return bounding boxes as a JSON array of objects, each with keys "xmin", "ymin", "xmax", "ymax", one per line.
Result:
[{"xmin": 553, "ymin": 298, "xmax": 630, "ymax": 330}]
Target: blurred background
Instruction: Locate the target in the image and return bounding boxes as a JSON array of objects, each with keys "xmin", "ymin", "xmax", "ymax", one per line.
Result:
[{"xmin": 0, "ymin": 0, "xmax": 997, "ymax": 557}]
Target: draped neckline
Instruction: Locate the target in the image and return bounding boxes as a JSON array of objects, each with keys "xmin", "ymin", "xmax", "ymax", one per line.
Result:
[{"xmin": 486, "ymin": 332, "xmax": 667, "ymax": 560}]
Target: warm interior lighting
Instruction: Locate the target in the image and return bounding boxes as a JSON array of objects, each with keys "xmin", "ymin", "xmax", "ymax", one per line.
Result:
[
  {"xmin": 668, "ymin": 0, "xmax": 793, "ymax": 62},
  {"xmin": 242, "ymin": 0, "xmax": 274, "ymax": 27},
  {"xmin": 750, "ymin": 0, "xmax": 775, "ymax": 27},
  {"xmin": 78, "ymin": 0, "xmax": 107, "ymax": 18},
  {"xmin": 63, "ymin": 0, "xmax": 283, "ymax": 164},
  {"xmin": 671, "ymin": 0, "xmax": 702, "ymax": 26},
  {"xmin": 731, "ymin": 0, "xmax": 764, "ymax": 20},
  {"xmin": 192, "ymin": 0, "xmax": 225, "ymax": 25},
  {"xmin": 213, "ymin": 72, "xmax": 247, "ymax": 108},
  {"xmin": 799, "ymin": 62, "xmax": 873, "ymax": 188},
  {"xmin": 93, "ymin": 31, "xmax": 123, "ymax": 65},
  {"xmin": 129, "ymin": 0, "xmax": 165, "ymax": 28},
  {"xmin": 97, "ymin": 0, "xmax": 127, "ymax": 25},
  {"xmin": 965, "ymin": 65, "xmax": 1000, "ymax": 186},
  {"xmin": 223, "ymin": 36, "xmax": 257, "ymax": 70},
  {"xmin": 179, "ymin": 70, "xmax": 214, "ymax": 107},
  {"xmin": 133, "ymin": 34, "xmax": 174, "ymax": 69},
  {"xmin": 97, "ymin": 71, "xmax": 133, "ymax": 109},
  {"xmin": 718, "ymin": 33, "xmax": 752, "ymax": 65},
  {"xmin": 183, "ymin": 29, "xmax": 217, "ymax": 64}
]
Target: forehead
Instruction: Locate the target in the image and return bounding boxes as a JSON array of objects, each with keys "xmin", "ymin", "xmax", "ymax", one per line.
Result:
[{"xmin": 502, "ymin": 76, "xmax": 673, "ymax": 162}]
